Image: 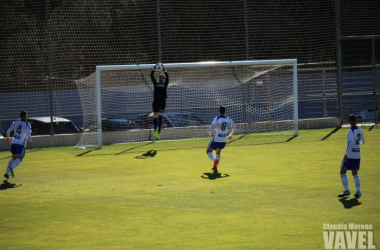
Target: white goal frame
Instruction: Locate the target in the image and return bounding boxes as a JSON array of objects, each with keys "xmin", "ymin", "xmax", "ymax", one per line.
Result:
[{"xmin": 95, "ymin": 59, "xmax": 298, "ymax": 149}]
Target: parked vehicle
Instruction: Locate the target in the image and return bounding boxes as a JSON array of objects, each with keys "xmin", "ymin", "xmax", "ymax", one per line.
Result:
[
  {"xmin": 357, "ymin": 106, "xmax": 379, "ymax": 122},
  {"xmin": 132, "ymin": 111, "xmax": 207, "ymax": 129},
  {"xmin": 82, "ymin": 118, "xmax": 141, "ymax": 132},
  {"xmin": 1, "ymin": 116, "xmax": 81, "ymax": 137}
]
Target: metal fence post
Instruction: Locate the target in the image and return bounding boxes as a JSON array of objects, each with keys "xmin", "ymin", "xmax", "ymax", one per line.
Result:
[
  {"xmin": 323, "ymin": 69, "xmax": 327, "ymax": 117},
  {"xmin": 156, "ymin": 0, "xmax": 162, "ymax": 62},
  {"xmin": 45, "ymin": 0, "xmax": 54, "ymax": 135},
  {"xmin": 335, "ymin": 0, "xmax": 343, "ymax": 123},
  {"xmin": 372, "ymin": 37, "xmax": 377, "ymax": 123},
  {"xmin": 244, "ymin": 0, "xmax": 249, "ymax": 60}
]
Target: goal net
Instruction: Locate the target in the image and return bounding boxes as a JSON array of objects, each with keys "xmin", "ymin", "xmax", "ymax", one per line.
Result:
[{"xmin": 75, "ymin": 60, "xmax": 298, "ymax": 149}]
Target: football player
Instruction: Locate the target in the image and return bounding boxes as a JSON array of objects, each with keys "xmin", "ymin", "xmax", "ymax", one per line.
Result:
[
  {"xmin": 4, "ymin": 110, "xmax": 33, "ymax": 179},
  {"xmin": 338, "ymin": 114, "xmax": 365, "ymax": 198},
  {"xmin": 206, "ymin": 106, "xmax": 236, "ymax": 172},
  {"xmin": 150, "ymin": 63, "xmax": 169, "ymax": 138}
]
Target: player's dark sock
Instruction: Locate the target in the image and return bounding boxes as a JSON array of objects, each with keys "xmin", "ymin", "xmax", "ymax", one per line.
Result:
[
  {"xmin": 158, "ymin": 115, "xmax": 163, "ymax": 132},
  {"xmin": 153, "ymin": 116, "xmax": 158, "ymax": 130}
]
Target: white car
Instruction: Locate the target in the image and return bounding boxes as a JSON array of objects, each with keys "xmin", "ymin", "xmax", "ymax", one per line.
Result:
[{"xmin": 357, "ymin": 106, "xmax": 379, "ymax": 122}]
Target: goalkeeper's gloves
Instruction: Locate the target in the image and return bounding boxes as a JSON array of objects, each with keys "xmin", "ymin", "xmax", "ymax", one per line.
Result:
[{"xmin": 162, "ymin": 64, "xmax": 167, "ymax": 73}]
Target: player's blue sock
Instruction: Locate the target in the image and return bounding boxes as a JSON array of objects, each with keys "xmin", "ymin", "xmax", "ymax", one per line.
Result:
[
  {"xmin": 353, "ymin": 175, "xmax": 360, "ymax": 191},
  {"xmin": 5, "ymin": 159, "xmax": 14, "ymax": 174},
  {"xmin": 207, "ymin": 152, "xmax": 215, "ymax": 161},
  {"xmin": 341, "ymin": 174, "xmax": 349, "ymax": 191},
  {"xmin": 11, "ymin": 159, "xmax": 21, "ymax": 170}
]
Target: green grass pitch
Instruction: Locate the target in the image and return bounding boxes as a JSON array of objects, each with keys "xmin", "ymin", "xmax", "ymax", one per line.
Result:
[{"xmin": 0, "ymin": 127, "xmax": 379, "ymax": 249}]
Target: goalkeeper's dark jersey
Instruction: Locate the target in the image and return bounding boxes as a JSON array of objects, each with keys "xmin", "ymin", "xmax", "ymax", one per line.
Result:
[{"xmin": 151, "ymin": 71, "xmax": 169, "ymax": 100}]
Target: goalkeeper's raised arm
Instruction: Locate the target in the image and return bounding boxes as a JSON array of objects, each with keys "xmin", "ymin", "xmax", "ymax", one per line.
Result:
[
  {"xmin": 150, "ymin": 63, "xmax": 169, "ymax": 139},
  {"xmin": 151, "ymin": 63, "xmax": 169, "ymax": 88}
]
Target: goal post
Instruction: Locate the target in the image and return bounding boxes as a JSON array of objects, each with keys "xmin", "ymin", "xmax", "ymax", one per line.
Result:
[{"xmin": 78, "ymin": 59, "xmax": 298, "ymax": 149}]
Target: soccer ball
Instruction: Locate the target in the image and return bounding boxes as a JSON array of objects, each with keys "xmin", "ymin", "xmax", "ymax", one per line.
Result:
[{"xmin": 156, "ymin": 63, "xmax": 163, "ymax": 72}]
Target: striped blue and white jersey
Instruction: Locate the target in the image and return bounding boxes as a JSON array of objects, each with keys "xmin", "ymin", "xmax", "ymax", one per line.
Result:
[
  {"xmin": 208, "ymin": 115, "xmax": 236, "ymax": 143},
  {"xmin": 6, "ymin": 120, "xmax": 32, "ymax": 147},
  {"xmin": 344, "ymin": 127, "xmax": 365, "ymax": 159}
]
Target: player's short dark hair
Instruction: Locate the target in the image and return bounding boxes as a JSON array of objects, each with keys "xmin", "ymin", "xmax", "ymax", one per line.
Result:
[
  {"xmin": 159, "ymin": 73, "xmax": 166, "ymax": 79},
  {"xmin": 219, "ymin": 106, "xmax": 226, "ymax": 115},
  {"xmin": 348, "ymin": 114, "xmax": 357, "ymax": 122},
  {"xmin": 19, "ymin": 110, "xmax": 27, "ymax": 118}
]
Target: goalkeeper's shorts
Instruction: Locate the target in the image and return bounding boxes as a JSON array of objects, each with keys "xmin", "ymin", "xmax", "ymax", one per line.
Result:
[{"xmin": 152, "ymin": 99, "xmax": 166, "ymax": 113}]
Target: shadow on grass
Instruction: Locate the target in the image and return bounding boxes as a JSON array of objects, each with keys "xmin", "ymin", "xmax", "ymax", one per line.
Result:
[
  {"xmin": 227, "ymin": 134, "xmax": 247, "ymax": 144},
  {"xmin": 1, "ymin": 148, "xmax": 42, "ymax": 160},
  {"xmin": 227, "ymin": 134, "xmax": 297, "ymax": 146},
  {"xmin": 201, "ymin": 172, "xmax": 230, "ymax": 180},
  {"xmin": 0, "ymin": 180, "xmax": 22, "ymax": 190},
  {"xmin": 321, "ymin": 127, "xmax": 341, "ymax": 141},
  {"xmin": 338, "ymin": 197, "xmax": 362, "ymax": 209},
  {"xmin": 76, "ymin": 148, "xmax": 99, "ymax": 157},
  {"xmin": 135, "ymin": 150, "xmax": 157, "ymax": 159},
  {"xmin": 76, "ymin": 142, "xmax": 155, "ymax": 157},
  {"xmin": 115, "ymin": 142, "xmax": 154, "ymax": 156},
  {"xmin": 75, "ymin": 134, "xmax": 300, "ymax": 157},
  {"xmin": 28, "ymin": 148, "xmax": 44, "ymax": 153},
  {"xmin": 285, "ymin": 135, "xmax": 297, "ymax": 142}
]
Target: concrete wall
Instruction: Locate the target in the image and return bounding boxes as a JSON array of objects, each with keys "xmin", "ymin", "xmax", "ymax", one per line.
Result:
[
  {"xmin": 0, "ymin": 134, "xmax": 81, "ymax": 151},
  {"xmin": 298, "ymin": 117, "xmax": 341, "ymax": 130},
  {"xmin": 0, "ymin": 118, "xmax": 341, "ymax": 151}
]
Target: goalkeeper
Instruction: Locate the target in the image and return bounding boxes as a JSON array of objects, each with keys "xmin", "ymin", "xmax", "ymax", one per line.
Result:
[{"xmin": 150, "ymin": 63, "xmax": 169, "ymax": 138}]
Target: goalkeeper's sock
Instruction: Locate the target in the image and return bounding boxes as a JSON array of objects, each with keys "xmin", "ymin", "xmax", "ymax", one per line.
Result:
[
  {"xmin": 207, "ymin": 152, "xmax": 215, "ymax": 161},
  {"xmin": 341, "ymin": 174, "xmax": 349, "ymax": 191},
  {"xmin": 353, "ymin": 175, "xmax": 361, "ymax": 192},
  {"xmin": 153, "ymin": 116, "xmax": 158, "ymax": 130},
  {"xmin": 158, "ymin": 115, "xmax": 163, "ymax": 132}
]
